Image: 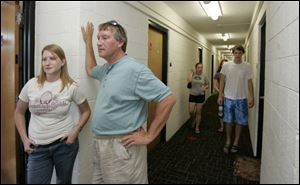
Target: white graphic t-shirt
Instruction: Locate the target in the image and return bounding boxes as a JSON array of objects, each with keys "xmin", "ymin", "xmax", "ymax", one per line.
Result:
[{"xmin": 19, "ymin": 78, "xmax": 86, "ymax": 145}]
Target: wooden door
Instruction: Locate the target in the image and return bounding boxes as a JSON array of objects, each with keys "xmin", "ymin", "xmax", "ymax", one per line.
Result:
[
  {"xmin": 1, "ymin": 2, "xmax": 17, "ymax": 183},
  {"xmin": 147, "ymin": 28, "xmax": 163, "ymax": 151}
]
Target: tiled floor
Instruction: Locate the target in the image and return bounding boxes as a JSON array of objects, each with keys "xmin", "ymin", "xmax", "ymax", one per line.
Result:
[{"xmin": 148, "ymin": 94, "xmax": 259, "ymax": 184}]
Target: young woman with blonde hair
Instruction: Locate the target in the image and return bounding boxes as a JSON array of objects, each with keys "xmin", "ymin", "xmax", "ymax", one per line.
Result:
[{"xmin": 15, "ymin": 44, "xmax": 91, "ymax": 183}]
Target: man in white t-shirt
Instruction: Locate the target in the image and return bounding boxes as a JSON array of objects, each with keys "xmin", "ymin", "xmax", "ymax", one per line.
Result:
[{"xmin": 217, "ymin": 45, "xmax": 254, "ymax": 154}]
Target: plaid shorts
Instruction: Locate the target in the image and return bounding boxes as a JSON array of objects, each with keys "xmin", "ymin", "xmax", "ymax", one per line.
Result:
[{"xmin": 223, "ymin": 98, "xmax": 248, "ymax": 126}]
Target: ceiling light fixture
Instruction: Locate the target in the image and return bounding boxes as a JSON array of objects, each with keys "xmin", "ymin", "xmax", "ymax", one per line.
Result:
[
  {"xmin": 199, "ymin": 1, "xmax": 222, "ymax": 21},
  {"xmin": 221, "ymin": 33, "xmax": 230, "ymax": 41},
  {"xmin": 227, "ymin": 45, "xmax": 234, "ymax": 49}
]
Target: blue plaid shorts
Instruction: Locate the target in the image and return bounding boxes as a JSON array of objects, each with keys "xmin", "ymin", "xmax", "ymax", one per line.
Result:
[{"xmin": 223, "ymin": 98, "xmax": 248, "ymax": 126}]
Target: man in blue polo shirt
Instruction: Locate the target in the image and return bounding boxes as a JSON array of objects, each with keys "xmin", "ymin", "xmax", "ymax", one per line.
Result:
[{"xmin": 81, "ymin": 20, "xmax": 176, "ymax": 184}]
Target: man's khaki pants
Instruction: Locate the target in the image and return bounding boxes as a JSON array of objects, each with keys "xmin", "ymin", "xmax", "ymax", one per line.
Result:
[{"xmin": 92, "ymin": 135, "xmax": 148, "ymax": 184}]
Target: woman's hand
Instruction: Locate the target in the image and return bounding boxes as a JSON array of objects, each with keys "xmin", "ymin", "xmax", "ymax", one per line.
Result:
[
  {"xmin": 23, "ymin": 138, "xmax": 37, "ymax": 154},
  {"xmin": 217, "ymin": 95, "xmax": 223, "ymax": 105},
  {"xmin": 61, "ymin": 127, "xmax": 79, "ymax": 144}
]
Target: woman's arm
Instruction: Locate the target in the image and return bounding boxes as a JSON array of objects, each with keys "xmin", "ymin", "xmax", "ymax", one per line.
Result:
[
  {"xmin": 202, "ymin": 76, "xmax": 209, "ymax": 91},
  {"xmin": 14, "ymin": 100, "xmax": 35, "ymax": 153},
  {"xmin": 213, "ymin": 79, "xmax": 219, "ymax": 92},
  {"xmin": 65, "ymin": 100, "xmax": 91, "ymax": 144},
  {"xmin": 187, "ymin": 71, "xmax": 193, "ymax": 82},
  {"xmin": 217, "ymin": 74, "xmax": 225, "ymax": 105}
]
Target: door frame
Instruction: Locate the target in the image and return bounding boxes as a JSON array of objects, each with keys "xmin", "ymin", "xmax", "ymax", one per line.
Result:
[
  {"xmin": 17, "ymin": 1, "xmax": 36, "ymax": 183},
  {"xmin": 198, "ymin": 47, "xmax": 203, "ymax": 64},
  {"xmin": 211, "ymin": 54, "xmax": 214, "ymax": 94},
  {"xmin": 149, "ymin": 20, "xmax": 168, "ymax": 85},
  {"xmin": 256, "ymin": 13, "xmax": 266, "ymax": 158},
  {"xmin": 148, "ymin": 20, "xmax": 168, "ymax": 143}
]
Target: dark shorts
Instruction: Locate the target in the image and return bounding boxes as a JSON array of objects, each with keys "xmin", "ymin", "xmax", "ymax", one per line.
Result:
[{"xmin": 189, "ymin": 94, "xmax": 205, "ymax": 104}]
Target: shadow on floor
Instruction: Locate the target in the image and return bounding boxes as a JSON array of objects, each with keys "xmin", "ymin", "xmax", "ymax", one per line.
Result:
[{"xmin": 148, "ymin": 94, "xmax": 259, "ymax": 184}]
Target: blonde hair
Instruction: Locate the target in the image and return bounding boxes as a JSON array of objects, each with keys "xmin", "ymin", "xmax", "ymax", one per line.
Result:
[{"xmin": 37, "ymin": 44, "xmax": 74, "ymax": 92}]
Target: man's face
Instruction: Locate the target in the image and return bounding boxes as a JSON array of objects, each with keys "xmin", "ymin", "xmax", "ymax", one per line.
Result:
[
  {"xmin": 96, "ymin": 28, "xmax": 122, "ymax": 59},
  {"xmin": 233, "ymin": 50, "xmax": 244, "ymax": 61}
]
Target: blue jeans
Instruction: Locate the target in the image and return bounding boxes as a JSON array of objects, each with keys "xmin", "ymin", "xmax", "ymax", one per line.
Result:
[{"xmin": 27, "ymin": 138, "xmax": 79, "ymax": 184}]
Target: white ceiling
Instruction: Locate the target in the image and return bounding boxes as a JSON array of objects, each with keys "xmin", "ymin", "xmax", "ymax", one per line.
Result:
[{"xmin": 163, "ymin": 1, "xmax": 257, "ymax": 54}]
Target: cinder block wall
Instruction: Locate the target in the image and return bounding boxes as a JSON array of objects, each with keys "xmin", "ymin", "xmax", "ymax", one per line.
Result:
[{"xmin": 261, "ymin": 1, "xmax": 299, "ymax": 184}]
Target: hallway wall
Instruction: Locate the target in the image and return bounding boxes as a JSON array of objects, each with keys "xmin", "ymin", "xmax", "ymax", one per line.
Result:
[
  {"xmin": 262, "ymin": 1, "xmax": 299, "ymax": 183},
  {"xmin": 35, "ymin": 1, "xmax": 215, "ymax": 183},
  {"xmin": 246, "ymin": 1, "xmax": 299, "ymax": 184},
  {"xmin": 127, "ymin": 1, "xmax": 216, "ymax": 140},
  {"xmin": 35, "ymin": 1, "xmax": 149, "ymax": 183},
  {"xmin": 244, "ymin": 1, "xmax": 264, "ymax": 157}
]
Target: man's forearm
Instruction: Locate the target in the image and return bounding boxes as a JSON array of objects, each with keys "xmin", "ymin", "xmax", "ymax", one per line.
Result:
[
  {"xmin": 85, "ymin": 41, "xmax": 97, "ymax": 76},
  {"xmin": 248, "ymin": 79, "xmax": 254, "ymax": 101},
  {"xmin": 218, "ymin": 75, "xmax": 225, "ymax": 98},
  {"xmin": 147, "ymin": 95, "xmax": 176, "ymax": 141}
]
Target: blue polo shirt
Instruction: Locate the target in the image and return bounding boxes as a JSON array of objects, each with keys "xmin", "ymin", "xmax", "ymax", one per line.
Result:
[{"xmin": 91, "ymin": 56, "xmax": 172, "ymax": 135}]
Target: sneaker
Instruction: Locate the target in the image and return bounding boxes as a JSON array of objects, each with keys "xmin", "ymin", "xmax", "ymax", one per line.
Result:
[{"xmin": 195, "ymin": 129, "xmax": 200, "ymax": 134}]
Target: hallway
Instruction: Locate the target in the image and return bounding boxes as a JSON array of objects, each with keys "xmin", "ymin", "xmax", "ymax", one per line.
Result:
[{"xmin": 148, "ymin": 94, "xmax": 258, "ymax": 184}]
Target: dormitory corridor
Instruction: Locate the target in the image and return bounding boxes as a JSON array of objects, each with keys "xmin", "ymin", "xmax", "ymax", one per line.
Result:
[{"xmin": 1, "ymin": 1, "xmax": 299, "ymax": 184}]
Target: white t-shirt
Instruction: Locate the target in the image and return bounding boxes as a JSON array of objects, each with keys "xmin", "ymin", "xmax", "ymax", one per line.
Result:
[
  {"xmin": 19, "ymin": 78, "xmax": 86, "ymax": 145},
  {"xmin": 220, "ymin": 61, "xmax": 252, "ymax": 100}
]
